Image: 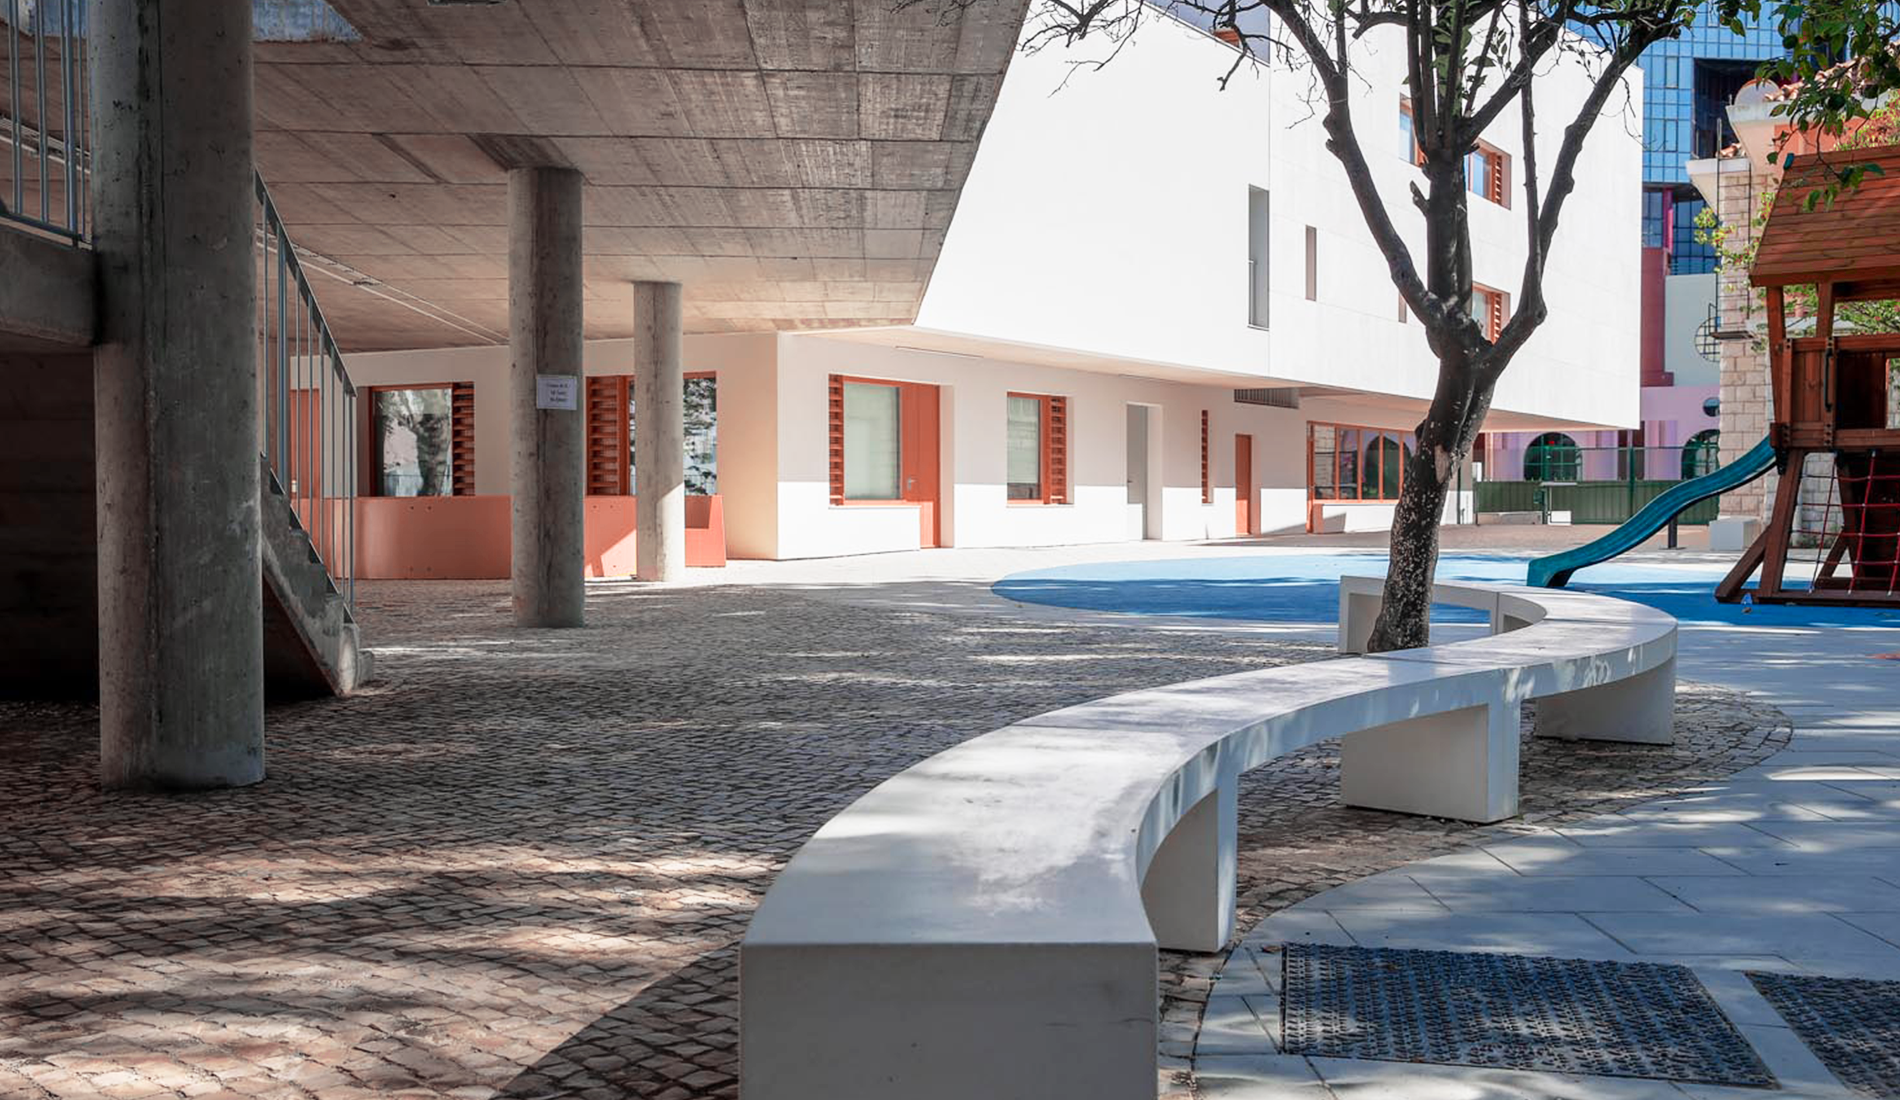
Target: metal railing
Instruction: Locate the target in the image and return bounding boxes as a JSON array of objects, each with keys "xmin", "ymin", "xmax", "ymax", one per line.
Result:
[
  {"xmin": 1477, "ymin": 444, "xmax": 1727, "ymax": 525},
  {"xmin": 1, "ymin": 0, "xmax": 88, "ymax": 240},
  {"xmin": 257, "ymin": 171, "xmax": 357, "ymax": 615}
]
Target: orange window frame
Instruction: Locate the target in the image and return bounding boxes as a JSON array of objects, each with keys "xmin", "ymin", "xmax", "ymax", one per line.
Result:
[
  {"xmin": 829, "ymin": 374, "xmax": 937, "ymax": 507},
  {"xmin": 1473, "ymin": 283, "xmax": 1510, "ymax": 341},
  {"xmin": 586, "ymin": 375, "xmax": 632, "ymax": 495},
  {"xmin": 363, "ymin": 381, "xmax": 474, "ymax": 497},
  {"xmin": 1005, "ymin": 391, "xmax": 1069, "ymax": 506},
  {"xmin": 586, "ymin": 370, "xmax": 715, "ymax": 496},
  {"xmin": 1467, "ymin": 142, "xmax": 1511, "ymax": 207},
  {"xmin": 1306, "ymin": 420, "xmax": 1414, "ymax": 504}
]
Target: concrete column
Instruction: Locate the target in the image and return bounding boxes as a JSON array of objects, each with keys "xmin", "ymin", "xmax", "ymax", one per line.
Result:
[
  {"xmin": 90, "ymin": 1, "xmax": 263, "ymax": 790},
  {"xmin": 634, "ymin": 281, "xmax": 685, "ymax": 582},
  {"xmin": 508, "ymin": 167, "xmax": 586, "ymax": 627}
]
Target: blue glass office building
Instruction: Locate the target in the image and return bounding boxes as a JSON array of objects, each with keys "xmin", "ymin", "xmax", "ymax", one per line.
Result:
[{"xmin": 1633, "ymin": 6, "xmax": 1783, "ymax": 272}]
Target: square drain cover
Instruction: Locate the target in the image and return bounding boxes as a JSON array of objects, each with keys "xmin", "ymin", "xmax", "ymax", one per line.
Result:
[
  {"xmin": 1282, "ymin": 944, "xmax": 1774, "ymax": 1086},
  {"xmin": 1750, "ymin": 972, "xmax": 1900, "ymax": 1097}
]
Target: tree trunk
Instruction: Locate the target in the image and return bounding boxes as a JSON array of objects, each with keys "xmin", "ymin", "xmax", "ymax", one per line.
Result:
[{"xmin": 1365, "ymin": 357, "xmax": 1491, "ymax": 652}]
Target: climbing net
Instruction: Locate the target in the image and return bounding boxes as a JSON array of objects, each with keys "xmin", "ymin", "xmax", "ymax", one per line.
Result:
[{"xmin": 1788, "ymin": 451, "xmax": 1900, "ymax": 596}]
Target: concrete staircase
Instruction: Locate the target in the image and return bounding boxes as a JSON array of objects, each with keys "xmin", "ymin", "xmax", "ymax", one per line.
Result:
[
  {"xmin": 1, "ymin": 181, "xmax": 373, "ymax": 703},
  {"xmin": 259, "ymin": 461, "xmax": 372, "ymax": 699}
]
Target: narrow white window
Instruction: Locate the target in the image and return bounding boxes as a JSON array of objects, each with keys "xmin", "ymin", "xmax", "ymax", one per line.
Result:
[
  {"xmin": 1304, "ymin": 226, "xmax": 1318, "ymax": 301},
  {"xmin": 1248, "ymin": 187, "xmax": 1270, "ymax": 327}
]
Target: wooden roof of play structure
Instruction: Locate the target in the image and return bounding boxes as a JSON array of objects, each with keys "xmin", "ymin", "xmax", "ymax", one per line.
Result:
[{"xmin": 1753, "ymin": 144, "xmax": 1900, "ymax": 294}]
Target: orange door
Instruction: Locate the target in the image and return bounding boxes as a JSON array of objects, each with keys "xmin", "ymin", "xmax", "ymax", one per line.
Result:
[
  {"xmin": 1235, "ymin": 434, "xmax": 1255, "ymax": 535},
  {"xmin": 901, "ymin": 382, "xmax": 941, "ymax": 547},
  {"xmin": 288, "ymin": 387, "xmax": 323, "ymax": 507},
  {"xmin": 287, "ymin": 386, "xmax": 340, "ymax": 563}
]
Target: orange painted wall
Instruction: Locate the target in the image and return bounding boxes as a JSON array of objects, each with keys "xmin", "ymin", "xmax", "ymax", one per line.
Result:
[{"xmin": 352, "ymin": 494, "xmax": 726, "ymax": 580}]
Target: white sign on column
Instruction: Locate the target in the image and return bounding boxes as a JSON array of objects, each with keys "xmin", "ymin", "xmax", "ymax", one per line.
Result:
[{"xmin": 536, "ymin": 373, "xmax": 578, "ymax": 411}]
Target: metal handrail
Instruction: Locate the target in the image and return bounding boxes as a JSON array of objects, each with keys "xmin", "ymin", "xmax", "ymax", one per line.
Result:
[
  {"xmin": 1, "ymin": 0, "xmax": 87, "ymax": 241},
  {"xmin": 257, "ymin": 170, "xmax": 358, "ymax": 616}
]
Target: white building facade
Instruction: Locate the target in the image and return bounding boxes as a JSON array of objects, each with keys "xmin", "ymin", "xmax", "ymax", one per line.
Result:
[{"xmin": 344, "ymin": 12, "xmax": 1643, "ymax": 565}]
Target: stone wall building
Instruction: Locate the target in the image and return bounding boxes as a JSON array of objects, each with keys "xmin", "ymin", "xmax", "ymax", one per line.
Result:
[{"xmin": 1704, "ymin": 153, "xmax": 1775, "ymax": 523}]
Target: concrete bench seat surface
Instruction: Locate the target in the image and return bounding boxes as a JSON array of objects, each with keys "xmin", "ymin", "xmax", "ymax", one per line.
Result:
[{"xmin": 739, "ymin": 578, "xmax": 1678, "ymax": 1100}]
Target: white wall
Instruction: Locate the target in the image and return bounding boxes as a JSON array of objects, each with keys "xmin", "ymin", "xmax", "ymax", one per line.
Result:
[
  {"xmin": 917, "ymin": 13, "xmax": 1644, "ymax": 429},
  {"xmin": 343, "ymin": 328, "xmax": 1474, "ymax": 560},
  {"xmin": 1665, "ymin": 272, "xmax": 1720, "ymax": 388},
  {"xmin": 771, "ymin": 335, "xmax": 1317, "ymax": 558}
]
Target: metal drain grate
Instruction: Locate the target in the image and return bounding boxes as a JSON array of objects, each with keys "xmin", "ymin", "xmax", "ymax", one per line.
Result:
[
  {"xmin": 1281, "ymin": 944, "xmax": 1774, "ymax": 1086},
  {"xmin": 1750, "ymin": 972, "xmax": 1900, "ymax": 1098}
]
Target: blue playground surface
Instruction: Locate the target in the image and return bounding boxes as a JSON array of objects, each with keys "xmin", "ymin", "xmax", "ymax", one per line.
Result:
[{"xmin": 993, "ymin": 554, "xmax": 1900, "ymax": 630}]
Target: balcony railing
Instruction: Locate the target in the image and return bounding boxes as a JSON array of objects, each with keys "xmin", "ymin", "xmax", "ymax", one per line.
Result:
[
  {"xmin": 257, "ymin": 172, "xmax": 357, "ymax": 616},
  {"xmin": 1, "ymin": 0, "xmax": 88, "ymax": 240}
]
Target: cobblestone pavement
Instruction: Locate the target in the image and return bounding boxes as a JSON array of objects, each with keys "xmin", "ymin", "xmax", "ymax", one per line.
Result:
[
  {"xmin": 0, "ymin": 580, "xmax": 1328, "ymax": 1100},
  {"xmin": 0, "ymin": 579, "xmax": 1786, "ymax": 1100}
]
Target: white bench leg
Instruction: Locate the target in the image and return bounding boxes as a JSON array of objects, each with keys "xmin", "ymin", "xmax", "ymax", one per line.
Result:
[
  {"xmin": 1340, "ymin": 702, "xmax": 1520, "ymax": 823},
  {"xmin": 1338, "ymin": 588, "xmax": 1382, "ymax": 654},
  {"xmin": 1140, "ymin": 775, "xmax": 1237, "ymax": 953},
  {"xmin": 740, "ymin": 941, "xmax": 1157, "ymax": 1100},
  {"xmin": 1536, "ymin": 655, "xmax": 1675, "ymax": 745}
]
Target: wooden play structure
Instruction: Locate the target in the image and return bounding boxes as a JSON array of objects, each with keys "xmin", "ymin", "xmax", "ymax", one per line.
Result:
[{"xmin": 1717, "ymin": 144, "xmax": 1900, "ymax": 606}]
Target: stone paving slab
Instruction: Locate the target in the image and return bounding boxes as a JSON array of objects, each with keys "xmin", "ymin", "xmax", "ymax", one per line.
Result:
[
  {"xmin": 1582, "ymin": 913, "xmax": 1900, "ymax": 958},
  {"xmin": 1648, "ymin": 875, "xmax": 1900, "ymax": 913},
  {"xmin": 1481, "ymin": 840, "xmax": 1754, "ymax": 877}
]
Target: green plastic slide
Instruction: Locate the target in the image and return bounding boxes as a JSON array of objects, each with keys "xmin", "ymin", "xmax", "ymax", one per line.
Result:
[{"xmin": 1526, "ymin": 436, "xmax": 1777, "ymax": 588}]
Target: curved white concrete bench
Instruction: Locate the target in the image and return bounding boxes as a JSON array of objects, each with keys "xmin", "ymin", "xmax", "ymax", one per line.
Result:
[{"xmin": 740, "ymin": 579, "xmax": 1677, "ymax": 1100}]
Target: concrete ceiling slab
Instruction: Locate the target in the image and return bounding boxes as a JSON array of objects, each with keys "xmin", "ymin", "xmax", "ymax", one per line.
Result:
[{"xmin": 251, "ymin": 0, "xmax": 1027, "ymax": 352}]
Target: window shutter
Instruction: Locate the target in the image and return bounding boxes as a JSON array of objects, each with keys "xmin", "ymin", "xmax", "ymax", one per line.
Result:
[
  {"xmin": 1492, "ymin": 150, "xmax": 1510, "ymax": 208},
  {"xmin": 586, "ymin": 375, "xmax": 629, "ymax": 495},
  {"xmin": 451, "ymin": 381, "xmax": 476, "ymax": 496},
  {"xmin": 828, "ymin": 374, "xmax": 845, "ymax": 505},
  {"xmin": 1201, "ymin": 410, "xmax": 1212, "ymax": 504},
  {"xmin": 1046, "ymin": 396, "xmax": 1068, "ymax": 504}
]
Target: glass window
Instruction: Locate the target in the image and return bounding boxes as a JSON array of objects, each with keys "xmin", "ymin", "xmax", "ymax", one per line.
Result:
[
  {"xmin": 843, "ymin": 382, "xmax": 901, "ymax": 500},
  {"xmin": 683, "ymin": 376, "xmax": 718, "ymax": 494},
  {"xmin": 1466, "ymin": 148, "xmax": 1505, "ymax": 203},
  {"xmin": 1524, "ymin": 432, "xmax": 1581, "ymax": 481},
  {"xmin": 1304, "ymin": 225, "xmax": 1317, "ymax": 301},
  {"xmin": 625, "ymin": 374, "xmax": 719, "ymax": 495},
  {"xmin": 374, "ymin": 387, "xmax": 453, "ymax": 497},
  {"xmin": 1309, "ymin": 422, "xmax": 1412, "ymax": 502},
  {"xmin": 1682, "ymin": 429, "xmax": 1721, "ymax": 479},
  {"xmin": 1310, "ymin": 424, "xmax": 1337, "ymax": 500},
  {"xmin": 1364, "ymin": 433, "xmax": 1409, "ymax": 500},
  {"xmin": 1248, "ymin": 187, "xmax": 1270, "ymax": 327},
  {"xmin": 1337, "ymin": 429, "xmax": 1361, "ymax": 499},
  {"xmin": 1007, "ymin": 395, "xmax": 1044, "ymax": 501},
  {"xmin": 1470, "ymin": 286, "xmax": 1505, "ymax": 339}
]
